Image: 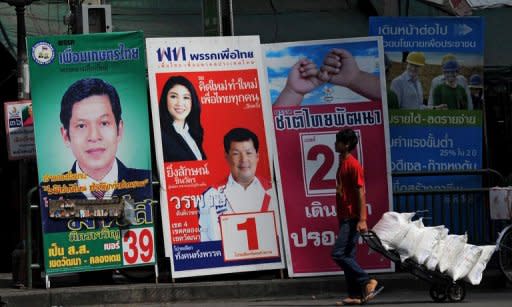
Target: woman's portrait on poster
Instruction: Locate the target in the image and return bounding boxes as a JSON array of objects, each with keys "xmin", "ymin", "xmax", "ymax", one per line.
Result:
[{"xmin": 159, "ymin": 76, "xmax": 206, "ymax": 162}]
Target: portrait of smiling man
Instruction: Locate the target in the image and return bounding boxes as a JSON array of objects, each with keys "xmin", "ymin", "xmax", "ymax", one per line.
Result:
[
  {"xmin": 58, "ymin": 78, "xmax": 151, "ymax": 201},
  {"xmin": 198, "ymin": 127, "xmax": 276, "ymax": 242}
]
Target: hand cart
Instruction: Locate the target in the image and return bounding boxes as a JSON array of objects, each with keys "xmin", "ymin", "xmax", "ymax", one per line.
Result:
[{"xmin": 362, "ymin": 231, "xmax": 466, "ymax": 302}]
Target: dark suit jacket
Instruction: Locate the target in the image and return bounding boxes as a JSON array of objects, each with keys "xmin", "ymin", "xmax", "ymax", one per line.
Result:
[
  {"xmin": 66, "ymin": 159, "xmax": 152, "ymax": 201},
  {"xmin": 39, "ymin": 158, "xmax": 152, "ymax": 232},
  {"xmin": 161, "ymin": 126, "xmax": 206, "ymax": 162}
]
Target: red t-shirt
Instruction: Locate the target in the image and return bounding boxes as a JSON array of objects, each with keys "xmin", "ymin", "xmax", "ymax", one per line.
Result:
[{"xmin": 336, "ymin": 154, "xmax": 365, "ymax": 220}]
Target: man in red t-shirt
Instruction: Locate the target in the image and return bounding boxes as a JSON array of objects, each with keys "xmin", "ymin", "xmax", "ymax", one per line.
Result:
[{"xmin": 332, "ymin": 128, "xmax": 382, "ymax": 305}]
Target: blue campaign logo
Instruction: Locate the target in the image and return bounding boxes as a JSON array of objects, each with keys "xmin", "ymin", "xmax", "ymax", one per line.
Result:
[
  {"xmin": 369, "ymin": 16, "xmax": 484, "ymax": 53},
  {"xmin": 156, "ymin": 46, "xmax": 187, "ymax": 62}
]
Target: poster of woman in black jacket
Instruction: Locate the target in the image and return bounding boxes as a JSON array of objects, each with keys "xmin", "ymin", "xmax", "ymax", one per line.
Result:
[{"xmin": 158, "ymin": 76, "xmax": 206, "ymax": 162}]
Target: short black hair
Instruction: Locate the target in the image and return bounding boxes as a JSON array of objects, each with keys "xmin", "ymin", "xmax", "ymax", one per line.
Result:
[
  {"xmin": 223, "ymin": 128, "xmax": 259, "ymax": 154},
  {"xmin": 60, "ymin": 78, "xmax": 122, "ymax": 132},
  {"xmin": 336, "ymin": 128, "xmax": 358, "ymax": 151}
]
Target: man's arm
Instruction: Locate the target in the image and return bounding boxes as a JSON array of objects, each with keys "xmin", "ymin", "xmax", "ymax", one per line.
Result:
[
  {"xmin": 461, "ymin": 86, "xmax": 470, "ymax": 110},
  {"xmin": 427, "ymin": 78, "xmax": 438, "ymax": 107},
  {"xmin": 390, "ymin": 79, "xmax": 402, "ymax": 108},
  {"xmin": 462, "ymin": 82, "xmax": 473, "ymax": 110},
  {"xmin": 356, "ymin": 186, "xmax": 368, "ymax": 233},
  {"xmin": 274, "ymin": 59, "xmax": 323, "ymax": 107},
  {"xmin": 319, "ymin": 48, "xmax": 381, "ymax": 101},
  {"xmin": 465, "ymin": 87, "xmax": 473, "ymax": 110},
  {"xmin": 433, "ymin": 85, "xmax": 442, "ymax": 107}
]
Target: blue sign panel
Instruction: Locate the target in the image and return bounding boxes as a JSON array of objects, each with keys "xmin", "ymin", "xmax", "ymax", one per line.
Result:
[{"xmin": 369, "ymin": 16, "xmax": 484, "ymax": 53}]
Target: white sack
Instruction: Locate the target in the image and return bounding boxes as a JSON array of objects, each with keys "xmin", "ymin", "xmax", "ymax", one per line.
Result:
[
  {"xmin": 425, "ymin": 239, "xmax": 445, "ymax": 271},
  {"xmin": 396, "ymin": 218, "xmax": 425, "ymax": 262},
  {"xmin": 464, "ymin": 245, "xmax": 496, "ymax": 285},
  {"xmin": 438, "ymin": 234, "xmax": 468, "ymax": 273},
  {"xmin": 372, "ymin": 212, "xmax": 415, "ymax": 249},
  {"xmin": 447, "ymin": 244, "xmax": 483, "ymax": 281},
  {"xmin": 412, "ymin": 225, "xmax": 448, "ymax": 265}
]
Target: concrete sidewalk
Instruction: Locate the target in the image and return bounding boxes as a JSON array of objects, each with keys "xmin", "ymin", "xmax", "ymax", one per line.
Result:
[{"xmin": 0, "ymin": 269, "xmax": 507, "ymax": 307}]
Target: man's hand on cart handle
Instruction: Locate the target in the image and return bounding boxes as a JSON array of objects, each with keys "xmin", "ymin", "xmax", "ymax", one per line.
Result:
[{"xmin": 357, "ymin": 219, "xmax": 368, "ymax": 233}]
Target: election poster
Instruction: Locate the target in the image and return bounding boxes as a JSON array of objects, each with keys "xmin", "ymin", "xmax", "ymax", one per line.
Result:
[
  {"xmin": 369, "ymin": 17, "xmax": 484, "ymax": 234},
  {"xmin": 263, "ymin": 37, "xmax": 393, "ymax": 276},
  {"xmin": 4, "ymin": 100, "xmax": 35, "ymax": 159},
  {"xmin": 28, "ymin": 31, "xmax": 155, "ymax": 276},
  {"xmin": 146, "ymin": 36, "xmax": 284, "ymax": 278}
]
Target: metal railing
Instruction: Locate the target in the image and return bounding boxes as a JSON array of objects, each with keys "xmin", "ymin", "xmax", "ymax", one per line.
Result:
[
  {"xmin": 392, "ymin": 168, "xmax": 504, "ymax": 245},
  {"xmin": 26, "ymin": 186, "xmax": 40, "ymax": 289}
]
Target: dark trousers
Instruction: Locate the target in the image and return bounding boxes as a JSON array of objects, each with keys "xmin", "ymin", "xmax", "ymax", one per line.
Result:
[{"xmin": 331, "ymin": 219, "xmax": 369, "ymax": 297}]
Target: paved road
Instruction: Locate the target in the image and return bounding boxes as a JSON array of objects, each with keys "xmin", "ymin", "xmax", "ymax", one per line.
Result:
[{"xmin": 82, "ymin": 288, "xmax": 512, "ymax": 307}]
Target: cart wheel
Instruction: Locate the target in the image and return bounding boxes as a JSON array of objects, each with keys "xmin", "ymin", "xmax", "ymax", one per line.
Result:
[
  {"xmin": 498, "ymin": 225, "xmax": 512, "ymax": 283},
  {"xmin": 429, "ymin": 284, "xmax": 447, "ymax": 302},
  {"xmin": 447, "ymin": 282, "xmax": 466, "ymax": 302}
]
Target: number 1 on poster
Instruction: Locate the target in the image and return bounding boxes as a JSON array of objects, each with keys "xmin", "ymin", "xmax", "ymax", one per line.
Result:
[
  {"xmin": 221, "ymin": 212, "xmax": 279, "ymax": 261},
  {"xmin": 237, "ymin": 217, "xmax": 259, "ymax": 250}
]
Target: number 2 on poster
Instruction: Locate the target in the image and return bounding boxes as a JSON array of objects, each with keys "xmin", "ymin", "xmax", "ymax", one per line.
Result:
[
  {"xmin": 122, "ymin": 227, "xmax": 155, "ymax": 265},
  {"xmin": 301, "ymin": 132, "xmax": 338, "ymax": 196},
  {"xmin": 308, "ymin": 144, "xmax": 336, "ymax": 190}
]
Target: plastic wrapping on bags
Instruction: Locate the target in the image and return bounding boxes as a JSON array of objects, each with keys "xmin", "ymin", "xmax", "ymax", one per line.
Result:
[
  {"xmin": 464, "ymin": 245, "xmax": 496, "ymax": 285},
  {"xmin": 412, "ymin": 225, "xmax": 449, "ymax": 265},
  {"xmin": 372, "ymin": 211, "xmax": 494, "ymax": 284},
  {"xmin": 447, "ymin": 244, "xmax": 483, "ymax": 281},
  {"xmin": 396, "ymin": 218, "xmax": 425, "ymax": 262},
  {"xmin": 372, "ymin": 212, "xmax": 415, "ymax": 249},
  {"xmin": 437, "ymin": 234, "xmax": 468, "ymax": 273}
]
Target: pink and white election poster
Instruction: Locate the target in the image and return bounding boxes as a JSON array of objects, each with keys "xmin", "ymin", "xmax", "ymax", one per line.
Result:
[
  {"xmin": 263, "ymin": 37, "xmax": 394, "ymax": 277},
  {"xmin": 146, "ymin": 36, "xmax": 284, "ymax": 278}
]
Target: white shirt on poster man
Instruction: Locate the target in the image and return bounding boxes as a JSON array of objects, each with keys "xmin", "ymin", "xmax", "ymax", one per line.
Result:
[
  {"xmin": 198, "ymin": 174, "xmax": 275, "ymax": 242},
  {"xmin": 198, "ymin": 127, "xmax": 279, "ymax": 242},
  {"xmin": 77, "ymin": 159, "xmax": 118, "ymax": 200},
  {"xmin": 390, "ymin": 70, "xmax": 424, "ymax": 109}
]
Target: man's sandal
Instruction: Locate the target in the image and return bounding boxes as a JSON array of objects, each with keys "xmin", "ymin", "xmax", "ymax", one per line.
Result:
[
  {"xmin": 335, "ymin": 297, "xmax": 363, "ymax": 306},
  {"xmin": 363, "ymin": 279, "xmax": 384, "ymax": 302}
]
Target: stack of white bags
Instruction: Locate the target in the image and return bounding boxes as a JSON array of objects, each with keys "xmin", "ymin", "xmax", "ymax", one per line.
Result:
[{"xmin": 372, "ymin": 211, "xmax": 496, "ymax": 285}]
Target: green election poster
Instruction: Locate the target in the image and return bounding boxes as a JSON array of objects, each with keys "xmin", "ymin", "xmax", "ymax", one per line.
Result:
[{"xmin": 28, "ymin": 31, "xmax": 155, "ymax": 275}]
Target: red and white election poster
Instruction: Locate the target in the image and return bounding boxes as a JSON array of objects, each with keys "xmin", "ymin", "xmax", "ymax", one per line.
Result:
[
  {"xmin": 146, "ymin": 36, "xmax": 284, "ymax": 278},
  {"xmin": 263, "ymin": 37, "xmax": 394, "ymax": 277}
]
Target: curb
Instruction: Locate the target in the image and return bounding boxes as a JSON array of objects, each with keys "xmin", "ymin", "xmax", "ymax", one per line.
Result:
[{"xmin": 0, "ymin": 269, "xmax": 507, "ymax": 307}]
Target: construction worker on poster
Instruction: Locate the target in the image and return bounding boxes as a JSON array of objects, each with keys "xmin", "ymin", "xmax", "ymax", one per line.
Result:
[{"xmin": 390, "ymin": 51, "xmax": 426, "ymax": 109}]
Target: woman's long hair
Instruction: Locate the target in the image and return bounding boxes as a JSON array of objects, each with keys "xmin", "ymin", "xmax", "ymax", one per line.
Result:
[{"xmin": 159, "ymin": 76, "xmax": 204, "ymax": 149}]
